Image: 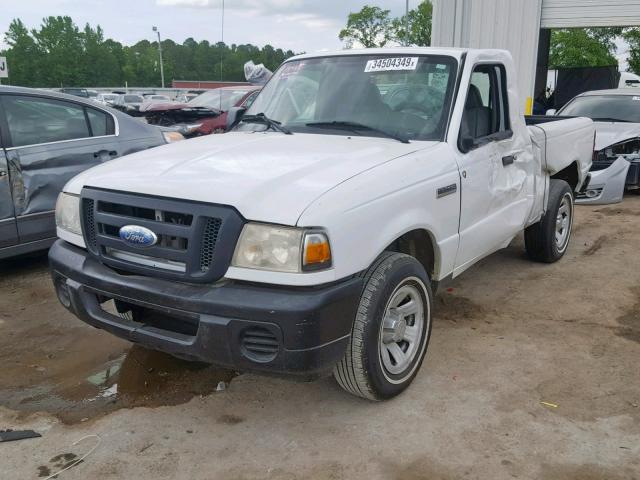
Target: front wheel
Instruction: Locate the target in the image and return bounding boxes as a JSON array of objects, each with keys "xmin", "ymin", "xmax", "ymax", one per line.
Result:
[
  {"xmin": 524, "ymin": 179, "xmax": 574, "ymax": 263},
  {"xmin": 333, "ymin": 252, "xmax": 433, "ymax": 400}
]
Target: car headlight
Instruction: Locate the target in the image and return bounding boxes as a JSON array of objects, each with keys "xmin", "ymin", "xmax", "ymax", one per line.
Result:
[
  {"xmin": 231, "ymin": 223, "xmax": 331, "ymax": 273},
  {"xmin": 175, "ymin": 123, "xmax": 203, "ymax": 136},
  {"xmin": 55, "ymin": 193, "xmax": 82, "ymax": 235},
  {"xmin": 162, "ymin": 130, "xmax": 185, "ymax": 143}
]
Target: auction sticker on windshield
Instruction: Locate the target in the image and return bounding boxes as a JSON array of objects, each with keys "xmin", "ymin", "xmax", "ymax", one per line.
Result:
[{"xmin": 364, "ymin": 57, "xmax": 418, "ymax": 73}]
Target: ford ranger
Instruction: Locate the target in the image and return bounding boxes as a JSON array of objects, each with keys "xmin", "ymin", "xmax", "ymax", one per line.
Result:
[{"xmin": 49, "ymin": 48, "xmax": 594, "ymax": 400}]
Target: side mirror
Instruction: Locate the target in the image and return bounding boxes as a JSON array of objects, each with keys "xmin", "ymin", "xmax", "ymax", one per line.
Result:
[
  {"xmin": 460, "ymin": 136, "xmax": 476, "ymax": 152},
  {"xmin": 546, "ymin": 109, "xmax": 557, "ymax": 116},
  {"xmin": 226, "ymin": 107, "xmax": 246, "ymax": 131}
]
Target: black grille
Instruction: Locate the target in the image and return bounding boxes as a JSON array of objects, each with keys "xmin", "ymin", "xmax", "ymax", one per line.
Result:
[
  {"xmin": 240, "ymin": 327, "xmax": 279, "ymax": 362},
  {"xmin": 200, "ymin": 218, "xmax": 222, "ymax": 272},
  {"xmin": 80, "ymin": 188, "xmax": 244, "ymax": 283},
  {"xmin": 82, "ymin": 199, "xmax": 97, "ymax": 252}
]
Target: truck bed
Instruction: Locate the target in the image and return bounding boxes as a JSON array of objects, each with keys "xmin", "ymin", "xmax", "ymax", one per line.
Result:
[{"xmin": 526, "ymin": 116, "xmax": 594, "ymax": 184}]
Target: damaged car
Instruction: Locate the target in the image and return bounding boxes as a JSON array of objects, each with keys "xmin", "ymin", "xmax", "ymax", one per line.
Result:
[
  {"xmin": 112, "ymin": 93, "xmax": 145, "ymax": 114},
  {"xmin": 140, "ymin": 85, "xmax": 260, "ymax": 137},
  {"xmin": 552, "ymin": 89, "xmax": 640, "ymax": 204}
]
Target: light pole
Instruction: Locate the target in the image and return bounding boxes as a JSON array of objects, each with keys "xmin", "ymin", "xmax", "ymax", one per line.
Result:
[
  {"xmin": 405, "ymin": 0, "xmax": 410, "ymax": 46},
  {"xmin": 220, "ymin": 0, "xmax": 225, "ymax": 81},
  {"xmin": 152, "ymin": 26, "xmax": 165, "ymax": 88}
]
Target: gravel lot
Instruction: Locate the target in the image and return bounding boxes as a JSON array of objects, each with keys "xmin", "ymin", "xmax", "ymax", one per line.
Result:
[{"xmin": 1, "ymin": 198, "xmax": 639, "ymax": 479}]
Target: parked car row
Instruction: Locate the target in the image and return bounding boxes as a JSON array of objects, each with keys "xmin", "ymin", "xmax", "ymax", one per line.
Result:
[{"xmin": 0, "ymin": 85, "xmax": 183, "ymax": 260}]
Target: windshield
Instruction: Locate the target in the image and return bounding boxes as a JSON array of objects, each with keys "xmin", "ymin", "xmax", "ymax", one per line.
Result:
[
  {"xmin": 560, "ymin": 95, "xmax": 640, "ymax": 123},
  {"xmin": 188, "ymin": 89, "xmax": 250, "ymax": 111},
  {"xmin": 240, "ymin": 54, "xmax": 458, "ymax": 141},
  {"xmin": 124, "ymin": 95, "xmax": 143, "ymax": 103}
]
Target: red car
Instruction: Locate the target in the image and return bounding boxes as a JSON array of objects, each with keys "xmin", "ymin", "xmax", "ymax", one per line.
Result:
[{"xmin": 141, "ymin": 86, "xmax": 261, "ymax": 137}]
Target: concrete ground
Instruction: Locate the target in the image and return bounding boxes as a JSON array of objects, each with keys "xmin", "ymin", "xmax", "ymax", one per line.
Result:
[{"xmin": 1, "ymin": 198, "xmax": 639, "ymax": 479}]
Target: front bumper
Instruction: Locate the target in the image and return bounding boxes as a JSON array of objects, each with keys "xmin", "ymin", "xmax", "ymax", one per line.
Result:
[
  {"xmin": 576, "ymin": 157, "xmax": 631, "ymax": 205},
  {"xmin": 49, "ymin": 240, "xmax": 362, "ymax": 378}
]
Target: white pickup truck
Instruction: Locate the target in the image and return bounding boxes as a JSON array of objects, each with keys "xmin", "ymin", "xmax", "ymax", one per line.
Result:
[{"xmin": 50, "ymin": 48, "xmax": 594, "ymax": 400}]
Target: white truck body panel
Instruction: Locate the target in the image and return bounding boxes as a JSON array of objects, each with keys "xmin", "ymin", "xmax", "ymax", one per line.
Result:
[
  {"xmin": 528, "ymin": 117, "xmax": 594, "ymax": 179},
  {"xmin": 60, "ymin": 47, "xmax": 594, "ymax": 286},
  {"xmin": 64, "ymin": 132, "xmax": 429, "ymax": 227}
]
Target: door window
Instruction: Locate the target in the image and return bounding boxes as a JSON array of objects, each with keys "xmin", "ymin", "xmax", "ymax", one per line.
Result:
[
  {"xmin": 3, "ymin": 95, "xmax": 113, "ymax": 148},
  {"xmin": 459, "ymin": 64, "xmax": 510, "ymax": 150},
  {"xmin": 86, "ymin": 107, "xmax": 115, "ymax": 136}
]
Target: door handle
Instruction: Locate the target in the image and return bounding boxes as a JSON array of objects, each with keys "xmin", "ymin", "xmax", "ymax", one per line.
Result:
[
  {"xmin": 94, "ymin": 150, "xmax": 118, "ymax": 159},
  {"xmin": 502, "ymin": 155, "xmax": 516, "ymax": 166},
  {"xmin": 0, "ymin": 170, "xmax": 7, "ymax": 178}
]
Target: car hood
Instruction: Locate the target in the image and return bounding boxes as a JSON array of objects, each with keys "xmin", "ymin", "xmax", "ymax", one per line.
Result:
[
  {"xmin": 594, "ymin": 121, "xmax": 640, "ymax": 150},
  {"xmin": 65, "ymin": 131, "xmax": 436, "ymax": 225}
]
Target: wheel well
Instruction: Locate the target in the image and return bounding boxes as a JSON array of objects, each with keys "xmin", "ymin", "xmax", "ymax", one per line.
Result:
[
  {"xmin": 551, "ymin": 162, "xmax": 580, "ymax": 192},
  {"xmin": 385, "ymin": 229, "xmax": 436, "ymax": 278}
]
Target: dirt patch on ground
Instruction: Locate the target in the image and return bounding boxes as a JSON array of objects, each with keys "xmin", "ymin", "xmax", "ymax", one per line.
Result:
[
  {"xmin": 582, "ymin": 234, "xmax": 607, "ymax": 256},
  {"xmin": 616, "ymin": 286, "xmax": 640, "ymax": 344},
  {"xmin": 539, "ymin": 463, "xmax": 639, "ymax": 480},
  {"xmin": 0, "ymin": 253, "xmax": 236, "ymax": 424},
  {"xmin": 435, "ymin": 291, "xmax": 489, "ymax": 324},
  {"xmin": 594, "ymin": 206, "xmax": 640, "ymax": 217}
]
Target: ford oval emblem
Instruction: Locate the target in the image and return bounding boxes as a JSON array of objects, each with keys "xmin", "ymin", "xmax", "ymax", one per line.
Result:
[{"xmin": 119, "ymin": 225, "xmax": 158, "ymax": 247}]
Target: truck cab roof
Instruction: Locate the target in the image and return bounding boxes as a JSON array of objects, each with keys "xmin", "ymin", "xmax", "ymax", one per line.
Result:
[{"xmin": 289, "ymin": 47, "xmax": 504, "ymax": 63}]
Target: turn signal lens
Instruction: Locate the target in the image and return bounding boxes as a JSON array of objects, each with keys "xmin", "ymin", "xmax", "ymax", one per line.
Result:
[{"xmin": 303, "ymin": 233, "xmax": 331, "ymax": 270}]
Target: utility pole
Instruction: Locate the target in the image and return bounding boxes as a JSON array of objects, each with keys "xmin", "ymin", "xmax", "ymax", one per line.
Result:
[
  {"xmin": 152, "ymin": 26, "xmax": 165, "ymax": 88},
  {"xmin": 220, "ymin": 0, "xmax": 225, "ymax": 81},
  {"xmin": 405, "ymin": 0, "xmax": 410, "ymax": 46}
]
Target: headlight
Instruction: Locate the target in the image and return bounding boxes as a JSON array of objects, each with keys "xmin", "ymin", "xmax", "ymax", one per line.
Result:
[
  {"xmin": 162, "ymin": 130, "xmax": 185, "ymax": 143},
  {"xmin": 55, "ymin": 193, "xmax": 82, "ymax": 235},
  {"xmin": 175, "ymin": 123, "xmax": 203, "ymax": 136},
  {"xmin": 231, "ymin": 223, "xmax": 331, "ymax": 273}
]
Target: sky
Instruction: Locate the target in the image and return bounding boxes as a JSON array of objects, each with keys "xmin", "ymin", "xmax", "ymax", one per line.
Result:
[
  {"xmin": 0, "ymin": 0, "xmax": 413, "ymax": 53},
  {"xmin": 1, "ymin": 0, "xmax": 630, "ymax": 69}
]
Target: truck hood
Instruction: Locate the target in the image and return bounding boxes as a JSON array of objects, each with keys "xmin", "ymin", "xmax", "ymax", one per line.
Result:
[
  {"xmin": 594, "ymin": 121, "xmax": 640, "ymax": 150},
  {"xmin": 66, "ymin": 131, "xmax": 434, "ymax": 225}
]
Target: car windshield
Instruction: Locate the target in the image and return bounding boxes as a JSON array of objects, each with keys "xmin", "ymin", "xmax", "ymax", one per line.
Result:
[
  {"xmin": 239, "ymin": 54, "xmax": 458, "ymax": 141},
  {"xmin": 124, "ymin": 95, "xmax": 143, "ymax": 103},
  {"xmin": 560, "ymin": 94, "xmax": 640, "ymax": 123},
  {"xmin": 188, "ymin": 89, "xmax": 250, "ymax": 111}
]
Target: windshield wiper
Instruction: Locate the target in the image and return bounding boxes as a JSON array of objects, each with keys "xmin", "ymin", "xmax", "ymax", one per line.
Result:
[
  {"xmin": 305, "ymin": 121, "xmax": 410, "ymax": 144},
  {"xmin": 241, "ymin": 113, "xmax": 292, "ymax": 135},
  {"xmin": 591, "ymin": 117, "xmax": 632, "ymax": 123}
]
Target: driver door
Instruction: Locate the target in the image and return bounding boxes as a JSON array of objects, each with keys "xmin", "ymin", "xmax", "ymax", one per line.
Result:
[{"xmin": 453, "ymin": 63, "xmax": 527, "ymax": 275}]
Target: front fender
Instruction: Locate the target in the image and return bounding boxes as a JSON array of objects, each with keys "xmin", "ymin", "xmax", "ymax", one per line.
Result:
[{"xmin": 298, "ymin": 144, "xmax": 461, "ymax": 282}]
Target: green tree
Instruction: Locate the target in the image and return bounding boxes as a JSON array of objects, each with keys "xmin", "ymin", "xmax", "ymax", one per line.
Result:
[
  {"xmin": 549, "ymin": 28, "xmax": 621, "ymax": 68},
  {"xmin": 623, "ymin": 28, "xmax": 640, "ymax": 75},
  {"xmin": 32, "ymin": 16, "xmax": 85, "ymax": 86},
  {"xmin": 2, "ymin": 19, "xmax": 42, "ymax": 86},
  {"xmin": 339, "ymin": 6, "xmax": 393, "ymax": 48},
  {"xmin": 392, "ymin": 1, "xmax": 432, "ymax": 46},
  {"xmin": 2, "ymin": 16, "xmax": 296, "ymax": 87}
]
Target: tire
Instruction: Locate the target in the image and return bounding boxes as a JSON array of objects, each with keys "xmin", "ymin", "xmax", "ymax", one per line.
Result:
[
  {"xmin": 333, "ymin": 252, "xmax": 433, "ymax": 400},
  {"xmin": 524, "ymin": 179, "xmax": 574, "ymax": 263}
]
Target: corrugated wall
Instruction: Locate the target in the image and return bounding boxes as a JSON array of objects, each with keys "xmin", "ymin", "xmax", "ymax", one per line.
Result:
[
  {"xmin": 432, "ymin": 0, "xmax": 640, "ymax": 106},
  {"xmin": 432, "ymin": 0, "xmax": 543, "ymax": 110},
  {"xmin": 541, "ymin": 0, "xmax": 640, "ymax": 28}
]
